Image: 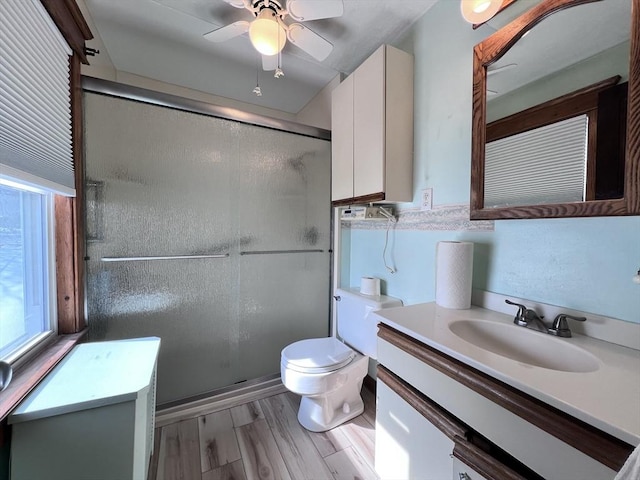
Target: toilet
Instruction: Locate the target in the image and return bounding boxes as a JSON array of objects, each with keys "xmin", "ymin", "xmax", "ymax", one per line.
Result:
[{"xmin": 280, "ymin": 288, "xmax": 402, "ymax": 432}]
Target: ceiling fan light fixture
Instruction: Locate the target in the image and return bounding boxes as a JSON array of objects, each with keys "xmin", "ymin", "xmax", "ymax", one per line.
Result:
[
  {"xmin": 460, "ymin": 0, "xmax": 503, "ymax": 24},
  {"xmin": 249, "ymin": 9, "xmax": 286, "ymax": 56}
]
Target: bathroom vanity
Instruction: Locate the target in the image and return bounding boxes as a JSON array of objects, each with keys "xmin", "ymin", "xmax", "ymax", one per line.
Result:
[{"xmin": 373, "ymin": 300, "xmax": 639, "ymax": 479}]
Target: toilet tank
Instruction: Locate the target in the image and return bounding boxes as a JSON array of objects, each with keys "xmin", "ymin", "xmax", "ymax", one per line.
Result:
[{"xmin": 336, "ymin": 288, "xmax": 402, "ymax": 359}]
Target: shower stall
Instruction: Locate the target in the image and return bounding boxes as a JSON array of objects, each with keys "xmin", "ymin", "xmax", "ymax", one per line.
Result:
[{"xmin": 83, "ymin": 83, "xmax": 331, "ymax": 405}]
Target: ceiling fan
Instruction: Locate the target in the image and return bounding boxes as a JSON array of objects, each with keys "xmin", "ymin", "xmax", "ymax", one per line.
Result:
[{"xmin": 204, "ymin": 0, "xmax": 344, "ymax": 71}]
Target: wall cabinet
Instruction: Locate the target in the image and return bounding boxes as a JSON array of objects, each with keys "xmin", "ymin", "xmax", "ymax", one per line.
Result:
[
  {"xmin": 376, "ymin": 324, "xmax": 626, "ymax": 479},
  {"xmin": 9, "ymin": 337, "xmax": 160, "ymax": 480},
  {"xmin": 331, "ymin": 45, "xmax": 414, "ymax": 205}
]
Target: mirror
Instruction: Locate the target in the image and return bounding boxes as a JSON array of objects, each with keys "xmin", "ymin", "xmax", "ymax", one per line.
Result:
[{"xmin": 470, "ymin": 0, "xmax": 639, "ymax": 219}]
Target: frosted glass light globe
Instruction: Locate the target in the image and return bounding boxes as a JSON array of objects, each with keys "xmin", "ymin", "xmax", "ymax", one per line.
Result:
[
  {"xmin": 460, "ymin": 0, "xmax": 503, "ymax": 24},
  {"xmin": 249, "ymin": 10, "xmax": 286, "ymax": 56}
]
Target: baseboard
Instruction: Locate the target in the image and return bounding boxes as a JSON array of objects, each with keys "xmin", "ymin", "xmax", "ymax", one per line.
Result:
[
  {"xmin": 155, "ymin": 374, "xmax": 287, "ymax": 427},
  {"xmin": 156, "ymin": 372, "xmax": 378, "ymax": 428}
]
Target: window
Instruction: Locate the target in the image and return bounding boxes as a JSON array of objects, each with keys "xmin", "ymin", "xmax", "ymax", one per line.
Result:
[
  {"xmin": 0, "ymin": 178, "xmax": 56, "ymax": 362},
  {"xmin": 0, "ymin": 0, "xmax": 89, "ymax": 367},
  {"xmin": 484, "ymin": 114, "xmax": 589, "ymax": 208}
]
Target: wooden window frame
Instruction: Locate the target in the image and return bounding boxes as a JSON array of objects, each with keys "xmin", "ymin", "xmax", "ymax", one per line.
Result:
[{"xmin": 42, "ymin": 0, "xmax": 92, "ymax": 333}]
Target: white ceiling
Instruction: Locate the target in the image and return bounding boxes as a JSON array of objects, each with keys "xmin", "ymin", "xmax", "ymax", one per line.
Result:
[{"xmin": 82, "ymin": 0, "xmax": 439, "ymax": 114}]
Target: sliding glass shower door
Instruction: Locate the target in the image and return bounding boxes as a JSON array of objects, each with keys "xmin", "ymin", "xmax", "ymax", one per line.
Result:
[{"xmin": 83, "ymin": 92, "xmax": 331, "ymax": 405}]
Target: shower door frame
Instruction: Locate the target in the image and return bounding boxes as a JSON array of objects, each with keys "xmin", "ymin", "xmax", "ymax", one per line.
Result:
[
  {"xmin": 81, "ymin": 76, "xmax": 335, "ymax": 404},
  {"xmin": 82, "ymin": 77, "xmax": 330, "ymax": 141}
]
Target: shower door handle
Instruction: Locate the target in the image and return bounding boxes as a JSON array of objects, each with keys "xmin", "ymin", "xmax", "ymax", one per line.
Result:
[
  {"xmin": 100, "ymin": 253, "xmax": 229, "ymax": 262},
  {"xmin": 239, "ymin": 249, "xmax": 324, "ymax": 256}
]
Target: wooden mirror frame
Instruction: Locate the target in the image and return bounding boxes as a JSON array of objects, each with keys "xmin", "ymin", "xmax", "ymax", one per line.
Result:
[{"xmin": 470, "ymin": 0, "xmax": 639, "ymax": 220}]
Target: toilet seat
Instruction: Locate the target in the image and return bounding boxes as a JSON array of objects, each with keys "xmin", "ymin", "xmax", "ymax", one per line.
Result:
[{"xmin": 281, "ymin": 337, "xmax": 355, "ymax": 374}]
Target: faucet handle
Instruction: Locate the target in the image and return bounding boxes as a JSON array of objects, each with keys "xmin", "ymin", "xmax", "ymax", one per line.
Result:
[
  {"xmin": 549, "ymin": 314, "xmax": 586, "ymax": 338},
  {"xmin": 505, "ymin": 299, "xmax": 528, "ymax": 325}
]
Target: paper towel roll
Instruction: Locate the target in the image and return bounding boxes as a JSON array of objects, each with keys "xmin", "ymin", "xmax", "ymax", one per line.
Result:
[
  {"xmin": 360, "ymin": 276, "xmax": 381, "ymax": 296},
  {"xmin": 435, "ymin": 241, "xmax": 474, "ymax": 309}
]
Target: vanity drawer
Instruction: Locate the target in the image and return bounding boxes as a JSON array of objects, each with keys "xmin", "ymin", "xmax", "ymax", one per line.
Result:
[
  {"xmin": 377, "ymin": 366, "xmax": 538, "ymax": 480},
  {"xmin": 377, "ymin": 324, "xmax": 623, "ymax": 479}
]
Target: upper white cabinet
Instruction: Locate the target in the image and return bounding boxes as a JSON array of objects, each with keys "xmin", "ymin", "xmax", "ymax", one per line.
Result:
[{"xmin": 331, "ymin": 45, "xmax": 414, "ymax": 205}]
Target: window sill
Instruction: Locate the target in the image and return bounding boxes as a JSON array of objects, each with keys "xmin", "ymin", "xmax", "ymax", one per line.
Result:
[{"xmin": 0, "ymin": 330, "xmax": 86, "ymax": 422}]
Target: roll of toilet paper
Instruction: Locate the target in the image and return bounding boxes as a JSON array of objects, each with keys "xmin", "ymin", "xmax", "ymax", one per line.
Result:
[
  {"xmin": 435, "ymin": 241, "xmax": 474, "ymax": 309},
  {"xmin": 360, "ymin": 276, "xmax": 381, "ymax": 296}
]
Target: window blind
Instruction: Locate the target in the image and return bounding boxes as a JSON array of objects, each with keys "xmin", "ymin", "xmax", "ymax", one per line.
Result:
[
  {"xmin": 0, "ymin": 0, "xmax": 75, "ymax": 195},
  {"xmin": 484, "ymin": 115, "xmax": 588, "ymax": 208}
]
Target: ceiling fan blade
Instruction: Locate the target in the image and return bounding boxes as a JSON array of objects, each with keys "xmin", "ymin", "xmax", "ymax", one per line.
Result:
[
  {"xmin": 222, "ymin": 0, "xmax": 249, "ymax": 8},
  {"xmin": 287, "ymin": 23, "xmax": 333, "ymax": 61},
  {"xmin": 287, "ymin": 0, "xmax": 344, "ymax": 21},
  {"xmin": 262, "ymin": 54, "xmax": 278, "ymax": 71},
  {"xmin": 203, "ymin": 21, "xmax": 250, "ymax": 42}
]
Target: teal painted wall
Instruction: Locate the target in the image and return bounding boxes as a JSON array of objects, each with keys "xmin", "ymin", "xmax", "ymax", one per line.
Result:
[{"xmin": 343, "ymin": 0, "xmax": 640, "ymax": 323}]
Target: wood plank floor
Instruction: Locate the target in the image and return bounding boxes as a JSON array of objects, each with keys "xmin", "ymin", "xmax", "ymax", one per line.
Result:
[{"xmin": 149, "ymin": 387, "xmax": 378, "ymax": 480}]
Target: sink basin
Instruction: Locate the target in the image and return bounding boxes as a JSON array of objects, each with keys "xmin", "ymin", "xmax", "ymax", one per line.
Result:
[{"xmin": 448, "ymin": 319, "xmax": 600, "ymax": 372}]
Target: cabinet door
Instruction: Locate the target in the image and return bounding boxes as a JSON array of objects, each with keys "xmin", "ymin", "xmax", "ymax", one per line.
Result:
[
  {"xmin": 375, "ymin": 380, "xmax": 455, "ymax": 479},
  {"xmin": 353, "ymin": 46, "xmax": 385, "ymax": 198},
  {"xmin": 331, "ymin": 74, "xmax": 354, "ymax": 201}
]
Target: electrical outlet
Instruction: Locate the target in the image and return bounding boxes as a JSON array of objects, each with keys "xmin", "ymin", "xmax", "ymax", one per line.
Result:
[{"xmin": 421, "ymin": 188, "xmax": 433, "ymax": 211}]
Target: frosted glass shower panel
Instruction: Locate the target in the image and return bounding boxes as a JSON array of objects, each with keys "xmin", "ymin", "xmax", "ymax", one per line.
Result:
[
  {"xmin": 88, "ymin": 259, "xmax": 236, "ymax": 405},
  {"xmin": 237, "ymin": 127, "xmax": 331, "ymax": 251},
  {"xmin": 237, "ymin": 252, "xmax": 330, "ymax": 381},
  {"xmin": 84, "ymin": 94, "xmax": 236, "ymax": 257},
  {"xmin": 236, "ymin": 128, "xmax": 331, "ymax": 379},
  {"xmin": 85, "ymin": 94, "xmax": 239, "ymax": 403},
  {"xmin": 84, "ymin": 92, "xmax": 331, "ymax": 404}
]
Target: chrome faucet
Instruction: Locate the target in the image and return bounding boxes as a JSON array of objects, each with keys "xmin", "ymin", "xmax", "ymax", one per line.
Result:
[
  {"xmin": 505, "ymin": 299, "xmax": 586, "ymax": 337},
  {"xmin": 548, "ymin": 313, "xmax": 586, "ymax": 337},
  {"xmin": 505, "ymin": 299, "xmax": 548, "ymax": 333}
]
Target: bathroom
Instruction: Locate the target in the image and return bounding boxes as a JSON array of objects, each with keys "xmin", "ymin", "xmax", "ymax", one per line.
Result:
[{"xmin": 0, "ymin": 0, "xmax": 638, "ymax": 478}]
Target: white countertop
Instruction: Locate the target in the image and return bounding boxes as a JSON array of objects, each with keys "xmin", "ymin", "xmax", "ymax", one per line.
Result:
[
  {"xmin": 373, "ymin": 303, "xmax": 640, "ymax": 446},
  {"xmin": 10, "ymin": 337, "xmax": 161, "ymax": 424}
]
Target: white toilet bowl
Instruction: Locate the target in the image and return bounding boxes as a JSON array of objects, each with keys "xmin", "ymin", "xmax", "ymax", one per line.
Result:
[
  {"xmin": 280, "ymin": 288, "xmax": 402, "ymax": 432},
  {"xmin": 281, "ymin": 337, "xmax": 368, "ymax": 432}
]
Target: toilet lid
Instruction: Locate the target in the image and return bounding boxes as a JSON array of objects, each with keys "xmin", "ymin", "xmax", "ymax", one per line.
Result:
[{"xmin": 281, "ymin": 337, "xmax": 355, "ymax": 374}]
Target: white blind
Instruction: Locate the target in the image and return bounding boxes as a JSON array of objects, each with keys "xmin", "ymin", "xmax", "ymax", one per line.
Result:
[
  {"xmin": 0, "ymin": 0, "xmax": 75, "ymax": 195},
  {"xmin": 485, "ymin": 115, "xmax": 588, "ymax": 208}
]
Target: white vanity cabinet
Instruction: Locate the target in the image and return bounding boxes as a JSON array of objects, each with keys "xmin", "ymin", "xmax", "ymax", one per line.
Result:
[
  {"xmin": 376, "ymin": 362, "xmax": 533, "ymax": 480},
  {"xmin": 375, "ymin": 323, "xmax": 629, "ymax": 479},
  {"xmin": 376, "ymin": 379, "xmax": 456, "ymax": 479},
  {"xmin": 331, "ymin": 44, "xmax": 413, "ymax": 205},
  {"xmin": 9, "ymin": 337, "xmax": 161, "ymax": 480}
]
